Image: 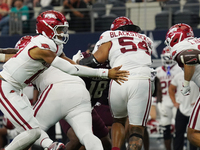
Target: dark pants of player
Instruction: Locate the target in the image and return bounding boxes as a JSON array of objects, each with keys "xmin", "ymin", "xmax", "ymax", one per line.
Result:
[{"xmin": 173, "ymin": 108, "xmax": 197, "ymax": 150}]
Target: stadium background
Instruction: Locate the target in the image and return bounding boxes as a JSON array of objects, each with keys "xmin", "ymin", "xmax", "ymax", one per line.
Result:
[{"xmin": 0, "ymin": 0, "xmax": 200, "ymax": 149}]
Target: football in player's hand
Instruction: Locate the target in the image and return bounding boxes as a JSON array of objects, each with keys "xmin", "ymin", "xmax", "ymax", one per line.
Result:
[{"xmin": 176, "ymin": 49, "xmax": 200, "ymax": 67}]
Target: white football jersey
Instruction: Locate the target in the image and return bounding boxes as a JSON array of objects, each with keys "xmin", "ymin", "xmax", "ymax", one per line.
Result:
[
  {"xmin": 170, "ymin": 37, "xmax": 199, "ymax": 60},
  {"xmin": 170, "ymin": 71, "xmax": 199, "ymax": 116},
  {"xmin": 98, "ymin": 30, "xmax": 153, "ymax": 77},
  {"xmin": 156, "ymin": 64, "xmax": 182, "ymax": 107},
  {"xmin": 170, "ymin": 37, "xmax": 200, "ymax": 87},
  {"xmin": 33, "ymin": 66, "xmax": 85, "ymax": 92},
  {"xmin": 0, "ymin": 35, "xmax": 63, "ymax": 89}
]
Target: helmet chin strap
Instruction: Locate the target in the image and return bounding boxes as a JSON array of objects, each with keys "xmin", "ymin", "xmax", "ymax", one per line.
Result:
[
  {"xmin": 53, "ymin": 34, "xmax": 69, "ymax": 45},
  {"xmin": 53, "ymin": 26, "xmax": 69, "ymax": 45},
  {"xmin": 53, "ymin": 36, "xmax": 64, "ymax": 45}
]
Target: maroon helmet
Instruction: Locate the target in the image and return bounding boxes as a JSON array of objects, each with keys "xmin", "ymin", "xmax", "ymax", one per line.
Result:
[{"xmin": 36, "ymin": 10, "xmax": 69, "ymax": 45}]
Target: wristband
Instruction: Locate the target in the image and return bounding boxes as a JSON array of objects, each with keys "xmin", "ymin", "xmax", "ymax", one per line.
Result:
[
  {"xmin": 98, "ymin": 68, "xmax": 108, "ymax": 79},
  {"xmin": 183, "ymin": 80, "xmax": 190, "ymax": 86},
  {"xmin": 0, "ymin": 53, "xmax": 5, "ymax": 62}
]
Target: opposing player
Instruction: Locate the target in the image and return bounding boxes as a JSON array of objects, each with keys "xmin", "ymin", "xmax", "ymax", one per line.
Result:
[
  {"xmin": 165, "ymin": 23, "xmax": 200, "ymax": 147},
  {"xmin": 155, "ymin": 46, "xmax": 182, "ymax": 150},
  {"xmin": 0, "ymin": 10, "xmax": 129, "ymax": 150},
  {"xmin": 76, "ymin": 16, "xmax": 153, "ymax": 150}
]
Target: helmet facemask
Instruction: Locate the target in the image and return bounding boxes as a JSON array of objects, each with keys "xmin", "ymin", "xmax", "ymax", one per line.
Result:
[
  {"xmin": 161, "ymin": 52, "xmax": 176, "ymax": 67},
  {"xmin": 53, "ymin": 24, "xmax": 69, "ymax": 45},
  {"xmin": 161, "ymin": 46, "xmax": 176, "ymax": 68}
]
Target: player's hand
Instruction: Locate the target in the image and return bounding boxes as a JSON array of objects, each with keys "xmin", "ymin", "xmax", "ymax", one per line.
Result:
[
  {"xmin": 72, "ymin": 50, "xmax": 83, "ymax": 63},
  {"xmin": 108, "ymin": 65, "xmax": 129, "ymax": 85},
  {"xmin": 181, "ymin": 85, "xmax": 190, "ymax": 96},
  {"xmin": 173, "ymin": 102, "xmax": 179, "ymax": 108}
]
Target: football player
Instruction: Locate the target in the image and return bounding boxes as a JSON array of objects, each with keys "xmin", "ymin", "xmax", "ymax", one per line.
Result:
[
  {"xmin": 165, "ymin": 23, "xmax": 200, "ymax": 147},
  {"xmin": 74, "ymin": 16, "xmax": 153, "ymax": 150},
  {"xmin": 58, "ymin": 42, "xmax": 112, "ymax": 150},
  {"xmin": 169, "ymin": 71, "xmax": 198, "ymax": 150},
  {"xmin": 0, "ymin": 10, "xmax": 129, "ymax": 150},
  {"xmin": 155, "ymin": 46, "xmax": 182, "ymax": 150}
]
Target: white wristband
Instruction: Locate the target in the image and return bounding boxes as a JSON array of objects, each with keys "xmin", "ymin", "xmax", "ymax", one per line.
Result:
[
  {"xmin": 98, "ymin": 68, "xmax": 109, "ymax": 79},
  {"xmin": 0, "ymin": 54, "xmax": 5, "ymax": 62},
  {"xmin": 183, "ymin": 80, "xmax": 190, "ymax": 86}
]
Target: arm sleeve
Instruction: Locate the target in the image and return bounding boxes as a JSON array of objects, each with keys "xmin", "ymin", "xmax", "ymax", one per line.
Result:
[{"xmin": 51, "ymin": 56, "xmax": 108, "ymax": 78}]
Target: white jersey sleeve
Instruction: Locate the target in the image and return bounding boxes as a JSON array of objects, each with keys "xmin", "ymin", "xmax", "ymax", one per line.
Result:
[
  {"xmin": 170, "ymin": 37, "xmax": 200, "ymax": 60},
  {"xmin": 31, "ymin": 35, "xmax": 57, "ymax": 52},
  {"xmin": 0, "ymin": 35, "xmax": 63, "ymax": 89}
]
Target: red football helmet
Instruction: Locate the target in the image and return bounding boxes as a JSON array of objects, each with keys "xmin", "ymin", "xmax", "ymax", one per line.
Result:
[
  {"xmin": 110, "ymin": 16, "xmax": 141, "ymax": 32},
  {"xmin": 161, "ymin": 46, "xmax": 176, "ymax": 67},
  {"xmin": 36, "ymin": 10, "xmax": 69, "ymax": 45},
  {"xmin": 165, "ymin": 23, "xmax": 194, "ymax": 47}
]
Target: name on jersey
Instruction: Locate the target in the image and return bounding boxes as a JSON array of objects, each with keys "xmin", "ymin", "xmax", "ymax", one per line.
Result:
[{"xmin": 110, "ymin": 31, "xmax": 147, "ymax": 41}]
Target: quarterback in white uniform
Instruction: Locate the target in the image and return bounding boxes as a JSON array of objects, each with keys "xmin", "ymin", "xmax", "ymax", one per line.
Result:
[
  {"xmin": 165, "ymin": 23, "xmax": 200, "ymax": 147},
  {"xmin": 0, "ymin": 10, "xmax": 129, "ymax": 150},
  {"xmin": 78, "ymin": 16, "xmax": 153, "ymax": 150},
  {"xmin": 32, "ymin": 66, "xmax": 103, "ymax": 150}
]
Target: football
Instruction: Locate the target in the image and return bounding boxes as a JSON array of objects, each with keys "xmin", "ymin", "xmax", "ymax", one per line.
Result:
[{"xmin": 175, "ymin": 49, "xmax": 200, "ymax": 67}]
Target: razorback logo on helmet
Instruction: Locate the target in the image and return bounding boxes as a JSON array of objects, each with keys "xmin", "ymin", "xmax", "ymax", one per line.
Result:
[
  {"xmin": 168, "ymin": 28, "xmax": 177, "ymax": 34},
  {"xmin": 41, "ymin": 44, "xmax": 50, "ymax": 49},
  {"xmin": 44, "ymin": 13, "xmax": 56, "ymax": 19},
  {"xmin": 99, "ymin": 36, "xmax": 103, "ymax": 40}
]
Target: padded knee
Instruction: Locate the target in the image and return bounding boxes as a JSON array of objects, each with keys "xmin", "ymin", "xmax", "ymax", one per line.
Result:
[{"xmin": 163, "ymin": 125, "xmax": 171, "ymax": 140}]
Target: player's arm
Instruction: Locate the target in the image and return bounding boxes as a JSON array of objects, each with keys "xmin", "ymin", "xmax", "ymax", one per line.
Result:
[
  {"xmin": 0, "ymin": 48, "xmax": 19, "ymax": 54},
  {"xmin": 183, "ymin": 64, "xmax": 195, "ymax": 82},
  {"xmin": 155, "ymin": 77, "xmax": 162, "ymax": 103},
  {"xmin": 168, "ymin": 84, "xmax": 179, "ymax": 108},
  {"xmin": 93, "ymin": 42, "xmax": 110, "ymax": 63},
  {"xmin": 60, "ymin": 52, "xmax": 76, "ymax": 64},
  {"xmin": 149, "ymin": 105, "xmax": 157, "ymax": 120},
  {"xmin": 79, "ymin": 42, "xmax": 111, "ymax": 67},
  {"xmin": 0, "ymin": 48, "xmax": 19, "ymax": 62},
  {"xmin": 180, "ymin": 64, "xmax": 195, "ymax": 96},
  {"xmin": 30, "ymin": 47, "xmax": 129, "ymax": 84}
]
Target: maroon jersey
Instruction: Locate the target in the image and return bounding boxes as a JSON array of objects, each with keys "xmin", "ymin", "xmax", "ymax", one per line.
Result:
[{"xmin": 81, "ymin": 52, "xmax": 111, "ymax": 106}]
